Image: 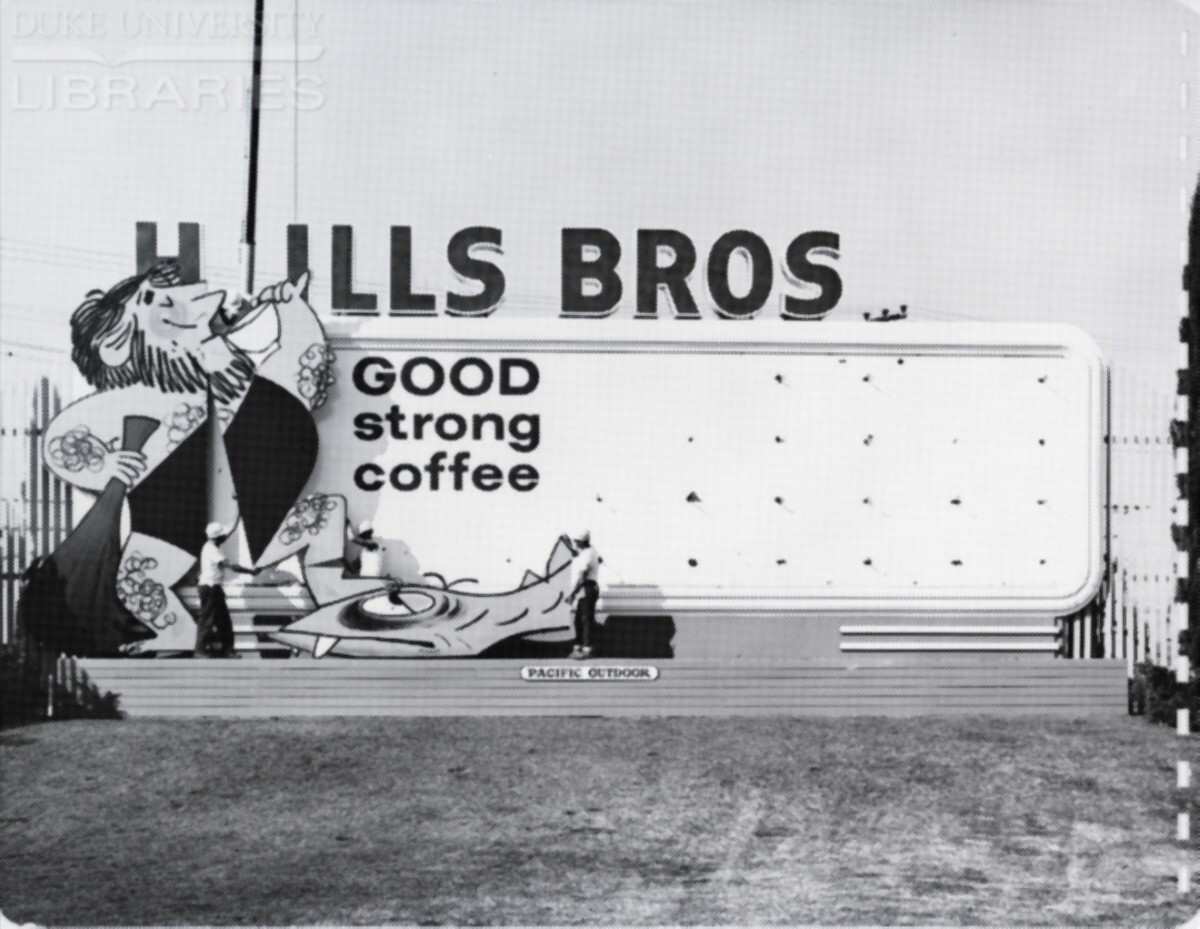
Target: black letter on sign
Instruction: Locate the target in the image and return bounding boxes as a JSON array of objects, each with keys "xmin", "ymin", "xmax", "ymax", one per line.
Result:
[
  {"xmin": 500, "ymin": 358, "xmax": 539, "ymax": 395},
  {"xmin": 352, "ymin": 356, "xmax": 396, "ymax": 396},
  {"xmin": 136, "ymin": 222, "xmax": 201, "ymax": 283},
  {"xmin": 561, "ymin": 228, "xmax": 622, "ymax": 317},
  {"xmin": 783, "ymin": 231, "xmax": 842, "ymax": 320},
  {"xmin": 450, "ymin": 358, "xmax": 494, "ymax": 396},
  {"xmin": 355, "ymin": 463, "xmax": 385, "ymax": 491},
  {"xmin": 332, "ymin": 225, "xmax": 378, "ymax": 314},
  {"xmin": 637, "ymin": 230, "xmax": 699, "ymax": 319},
  {"xmin": 287, "ymin": 225, "xmax": 310, "ymax": 300},
  {"xmin": 707, "ymin": 230, "xmax": 772, "ymax": 319},
  {"xmin": 447, "ymin": 227, "xmax": 505, "ymax": 316},
  {"xmin": 401, "ymin": 357, "xmax": 445, "ymax": 396},
  {"xmin": 390, "ymin": 225, "xmax": 437, "ymax": 315},
  {"xmin": 353, "ymin": 412, "xmax": 384, "ymax": 441}
]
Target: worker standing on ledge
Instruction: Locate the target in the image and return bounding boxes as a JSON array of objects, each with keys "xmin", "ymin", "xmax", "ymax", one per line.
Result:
[
  {"xmin": 196, "ymin": 522, "xmax": 255, "ymax": 658},
  {"xmin": 566, "ymin": 530, "xmax": 601, "ymax": 660}
]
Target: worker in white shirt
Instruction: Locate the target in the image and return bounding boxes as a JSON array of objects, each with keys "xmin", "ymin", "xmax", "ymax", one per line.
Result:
[
  {"xmin": 566, "ymin": 530, "xmax": 601, "ymax": 660},
  {"xmin": 196, "ymin": 522, "xmax": 255, "ymax": 657},
  {"xmin": 347, "ymin": 520, "xmax": 385, "ymax": 578}
]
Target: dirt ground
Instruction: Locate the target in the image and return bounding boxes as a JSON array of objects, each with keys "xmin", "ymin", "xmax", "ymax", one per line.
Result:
[{"xmin": 1, "ymin": 716, "xmax": 1197, "ymax": 926}]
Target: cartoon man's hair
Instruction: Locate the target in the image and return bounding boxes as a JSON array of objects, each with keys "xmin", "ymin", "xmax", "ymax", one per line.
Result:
[
  {"xmin": 70, "ymin": 260, "xmax": 252, "ymax": 400},
  {"xmin": 71, "ymin": 265, "xmax": 157, "ymax": 389}
]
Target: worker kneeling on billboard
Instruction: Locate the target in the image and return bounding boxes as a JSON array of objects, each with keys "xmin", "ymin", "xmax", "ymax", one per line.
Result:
[
  {"xmin": 346, "ymin": 520, "xmax": 383, "ymax": 577},
  {"xmin": 344, "ymin": 518, "xmax": 422, "ymax": 587}
]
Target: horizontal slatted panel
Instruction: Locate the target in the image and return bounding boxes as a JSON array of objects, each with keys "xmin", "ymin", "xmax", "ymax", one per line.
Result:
[
  {"xmin": 178, "ymin": 586, "xmax": 314, "ymax": 613},
  {"xmin": 72, "ymin": 659, "xmax": 1127, "ymax": 718},
  {"xmin": 71, "ymin": 659, "xmax": 1124, "ymax": 674},
  {"xmin": 841, "ymin": 641, "xmax": 1060, "ymax": 651},
  {"xmin": 840, "ymin": 625, "xmax": 1059, "ymax": 635}
]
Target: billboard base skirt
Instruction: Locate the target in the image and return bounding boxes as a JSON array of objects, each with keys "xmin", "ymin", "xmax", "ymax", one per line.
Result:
[{"xmin": 64, "ymin": 657, "xmax": 1128, "ymax": 718}]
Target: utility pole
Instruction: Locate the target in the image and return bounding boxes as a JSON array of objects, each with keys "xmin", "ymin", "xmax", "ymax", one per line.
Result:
[
  {"xmin": 213, "ymin": 0, "xmax": 267, "ymax": 563},
  {"xmin": 240, "ymin": 0, "xmax": 267, "ymax": 299}
]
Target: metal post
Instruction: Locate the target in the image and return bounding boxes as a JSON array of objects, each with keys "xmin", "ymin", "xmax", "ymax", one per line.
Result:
[
  {"xmin": 1180, "ymin": 179, "xmax": 1200, "ymax": 699},
  {"xmin": 241, "ymin": 0, "xmax": 267, "ymax": 297}
]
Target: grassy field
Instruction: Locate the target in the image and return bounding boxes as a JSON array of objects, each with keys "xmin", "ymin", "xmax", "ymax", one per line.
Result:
[{"xmin": 1, "ymin": 716, "xmax": 1197, "ymax": 926}]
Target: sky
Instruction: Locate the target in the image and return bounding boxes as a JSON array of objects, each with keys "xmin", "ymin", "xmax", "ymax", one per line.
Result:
[
  {"xmin": 0, "ymin": 0, "xmax": 1193, "ymax": 577},
  {"xmin": 1, "ymin": 2, "xmax": 1191, "ymax": 369}
]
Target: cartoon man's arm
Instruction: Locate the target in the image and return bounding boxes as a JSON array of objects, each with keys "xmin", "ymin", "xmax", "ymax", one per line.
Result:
[
  {"xmin": 43, "ymin": 394, "xmax": 147, "ymax": 493},
  {"xmin": 229, "ymin": 270, "xmax": 333, "ymax": 411}
]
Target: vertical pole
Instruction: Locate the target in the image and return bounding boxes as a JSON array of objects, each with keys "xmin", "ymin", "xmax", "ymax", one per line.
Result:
[
  {"xmin": 16, "ymin": 532, "xmax": 26, "ymax": 651},
  {"xmin": 1103, "ymin": 366, "xmax": 1113, "ymax": 659},
  {"xmin": 1112, "ymin": 558, "xmax": 1122, "ymax": 663},
  {"xmin": 1179, "ymin": 178, "xmax": 1198, "ymax": 698},
  {"xmin": 1174, "ymin": 176, "xmax": 1197, "ymax": 892},
  {"xmin": 1121, "ymin": 569, "xmax": 1129, "ymax": 674},
  {"xmin": 1, "ymin": 528, "xmax": 9, "ymax": 647},
  {"xmin": 39, "ymin": 378, "xmax": 50, "ymax": 558},
  {"xmin": 224, "ymin": 0, "xmax": 267, "ymax": 576},
  {"xmin": 50, "ymin": 387, "xmax": 61, "ymax": 547},
  {"xmin": 241, "ymin": 0, "xmax": 267, "ymax": 297},
  {"xmin": 1177, "ymin": 43, "xmax": 1195, "ymax": 896},
  {"xmin": 1133, "ymin": 603, "xmax": 1140, "ymax": 665},
  {"xmin": 1168, "ymin": 599, "xmax": 1175, "ymax": 672},
  {"xmin": 27, "ymin": 384, "xmax": 38, "ymax": 562}
]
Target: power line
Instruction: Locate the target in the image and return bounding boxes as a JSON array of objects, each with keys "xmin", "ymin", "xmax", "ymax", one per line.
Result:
[{"xmin": 0, "ymin": 339, "xmax": 68, "ymax": 355}]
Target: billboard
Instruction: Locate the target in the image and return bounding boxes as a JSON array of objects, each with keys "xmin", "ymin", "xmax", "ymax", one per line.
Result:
[
  {"xmin": 0, "ymin": 0, "xmax": 1185, "ymax": 659},
  {"xmin": 318, "ymin": 321, "xmax": 1107, "ymax": 617}
]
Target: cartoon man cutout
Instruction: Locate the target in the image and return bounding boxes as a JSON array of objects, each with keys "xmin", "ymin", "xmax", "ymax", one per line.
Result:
[{"xmin": 42, "ymin": 260, "xmax": 334, "ymax": 652}]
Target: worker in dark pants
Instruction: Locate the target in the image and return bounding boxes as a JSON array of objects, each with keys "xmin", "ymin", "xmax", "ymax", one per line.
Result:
[
  {"xmin": 195, "ymin": 522, "xmax": 254, "ymax": 658},
  {"xmin": 566, "ymin": 530, "xmax": 601, "ymax": 660}
]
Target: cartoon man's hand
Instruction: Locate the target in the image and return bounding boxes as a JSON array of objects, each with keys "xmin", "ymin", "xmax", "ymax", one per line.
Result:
[
  {"xmin": 101, "ymin": 450, "xmax": 149, "ymax": 487},
  {"xmin": 256, "ymin": 270, "xmax": 311, "ymax": 308}
]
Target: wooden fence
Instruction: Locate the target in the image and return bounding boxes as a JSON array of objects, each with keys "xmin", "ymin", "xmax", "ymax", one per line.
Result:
[
  {"xmin": 1057, "ymin": 367, "xmax": 1182, "ymax": 674},
  {"xmin": 1, "ymin": 360, "xmax": 75, "ymax": 648}
]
